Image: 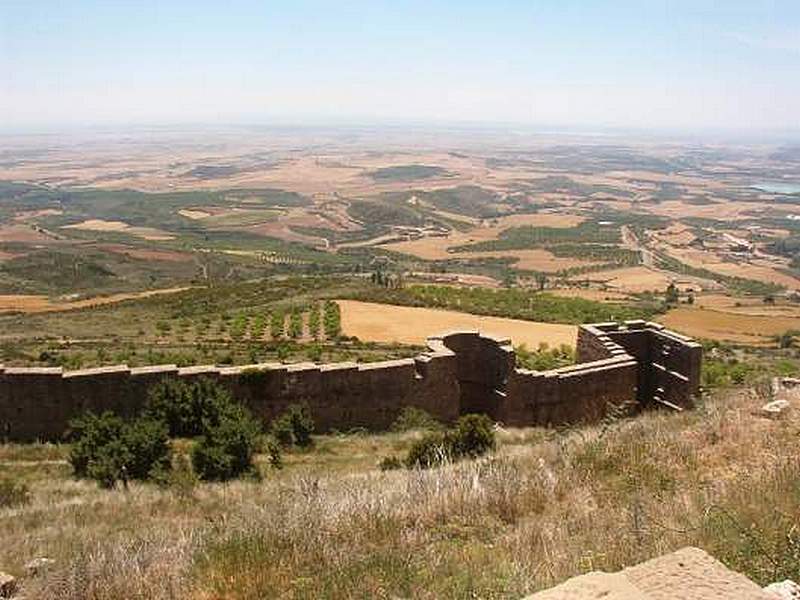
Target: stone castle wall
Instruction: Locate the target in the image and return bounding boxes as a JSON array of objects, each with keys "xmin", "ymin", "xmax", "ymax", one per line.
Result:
[{"xmin": 0, "ymin": 321, "xmax": 701, "ymax": 441}]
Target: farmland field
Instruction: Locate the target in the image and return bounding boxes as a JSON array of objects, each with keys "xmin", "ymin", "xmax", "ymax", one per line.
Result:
[
  {"xmin": 339, "ymin": 299, "xmax": 577, "ymax": 348},
  {"xmin": 1, "ymin": 126, "xmax": 800, "ymax": 352},
  {"xmin": 660, "ymin": 306, "xmax": 800, "ymax": 345}
]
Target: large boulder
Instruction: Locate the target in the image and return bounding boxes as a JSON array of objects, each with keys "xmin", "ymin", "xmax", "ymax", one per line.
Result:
[{"xmin": 525, "ymin": 547, "xmax": 773, "ymax": 599}]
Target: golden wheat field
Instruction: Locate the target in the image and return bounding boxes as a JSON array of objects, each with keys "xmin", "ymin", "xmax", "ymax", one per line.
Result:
[{"xmin": 338, "ymin": 300, "xmax": 577, "ymax": 348}]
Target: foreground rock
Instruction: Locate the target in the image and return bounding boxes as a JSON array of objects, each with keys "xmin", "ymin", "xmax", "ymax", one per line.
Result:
[
  {"xmin": 757, "ymin": 399, "xmax": 792, "ymax": 419},
  {"xmin": 0, "ymin": 572, "xmax": 16, "ymax": 598},
  {"xmin": 525, "ymin": 547, "xmax": 772, "ymax": 599},
  {"xmin": 24, "ymin": 557, "xmax": 55, "ymax": 577},
  {"xmin": 764, "ymin": 580, "xmax": 800, "ymax": 599}
]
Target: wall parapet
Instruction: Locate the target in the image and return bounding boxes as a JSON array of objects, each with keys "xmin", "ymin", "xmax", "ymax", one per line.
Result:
[{"xmin": 0, "ymin": 322, "xmax": 701, "ymax": 441}]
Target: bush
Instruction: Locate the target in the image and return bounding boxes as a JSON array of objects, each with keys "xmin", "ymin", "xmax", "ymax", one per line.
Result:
[
  {"xmin": 270, "ymin": 404, "xmax": 314, "ymax": 448},
  {"xmin": 0, "ymin": 477, "xmax": 30, "ymax": 508},
  {"xmin": 404, "ymin": 414, "xmax": 496, "ymax": 469},
  {"xmin": 68, "ymin": 411, "xmax": 125, "ymax": 478},
  {"xmin": 122, "ymin": 418, "xmax": 171, "ymax": 480},
  {"xmin": 323, "ymin": 300, "xmax": 341, "ymax": 339},
  {"xmin": 162, "ymin": 453, "xmax": 199, "ymax": 499},
  {"xmin": 378, "ymin": 456, "xmax": 403, "ymax": 471},
  {"xmin": 68, "ymin": 412, "xmax": 171, "ymax": 488},
  {"xmin": 85, "ymin": 439, "xmax": 130, "ymax": 489},
  {"xmin": 450, "ymin": 414, "xmax": 496, "ymax": 458},
  {"xmin": 288, "ymin": 310, "xmax": 303, "ymax": 339},
  {"xmin": 192, "ymin": 405, "xmax": 261, "ymax": 481},
  {"xmin": 405, "ymin": 432, "xmax": 453, "ymax": 468},
  {"xmin": 391, "ymin": 406, "xmax": 441, "ymax": 432},
  {"xmin": 144, "ymin": 377, "xmax": 236, "ymax": 438},
  {"xmin": 264, "ymin": 436, "xmax": 283, "ymax": 470}
]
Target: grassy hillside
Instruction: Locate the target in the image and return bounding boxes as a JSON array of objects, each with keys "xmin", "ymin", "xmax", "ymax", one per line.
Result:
[
  {"xmin": 2, "ymin": 376, "xmax": 800, "ymax": 598},
  {"xmin": 0, "ymin": 277, "xmax": 422, "ymax": 369}
]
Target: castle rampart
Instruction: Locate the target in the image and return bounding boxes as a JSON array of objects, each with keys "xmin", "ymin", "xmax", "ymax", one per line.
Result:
[{"xmin": 0, "ymin": 321, "xmax": 701, "ymax": 441}]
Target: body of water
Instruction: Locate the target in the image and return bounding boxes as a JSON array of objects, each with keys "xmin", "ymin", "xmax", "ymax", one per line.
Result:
[{"xmin": 752, "ymin": 182, "xmax": 800, "ymax": 194}]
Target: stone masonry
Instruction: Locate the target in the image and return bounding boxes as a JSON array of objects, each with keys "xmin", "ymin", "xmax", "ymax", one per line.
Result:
[{"xmin": 0, "ymin": 321, "xmax": 701, "ymax": 441}]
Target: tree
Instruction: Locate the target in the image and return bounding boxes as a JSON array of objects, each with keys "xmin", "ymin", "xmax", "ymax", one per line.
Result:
[
  {"xmin": 68, "ymin": 412, "xmax": 171, "ymax": 489},
  {"xmin": 270, "ymin": 312, "xmax": 285, "ymax": 339},
  {"xmin": 307, "ymin": 304, "xmax": 321, "ymax": 339},
  {"xmin": 288, "ymin": 310, "xmax": 303, "ymax": 339},
  {"xmin": 270, "ymin": 404, "xmax": 315, "ymax": 448},
  {"xmin": 144, "ymin": 377, "xmax": 236, "ymax": 438},
  {"xmin": 665, "ymin": 282, "xmax": 679, "ymax": 305},
  {"xmin": 192, "ymin": 404, "xmax": 261, "ymax": 481}
]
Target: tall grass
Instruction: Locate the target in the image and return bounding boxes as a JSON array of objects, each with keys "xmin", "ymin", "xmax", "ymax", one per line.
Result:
[{"xmin": 5, "ymin": 387, "xmax": 800, "ymax": 598}]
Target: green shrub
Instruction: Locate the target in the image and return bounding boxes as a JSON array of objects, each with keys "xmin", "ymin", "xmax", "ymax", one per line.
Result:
[
  {"xmin": 264, "ymin": 436, "xmax": 283, "ymax": 470},
  {"xmin": 85, "ymin": 439, "xmax": 130, "ymax": 489},
  {"xmin": 270, "ymin": 415, "xmax": 295, "ymax": 447},
  {"xmin": 308, "ymin": 305, "xmax": 321, "ymax": 339},
  {"xmin": 68, "ymin": 412, "xmax": 171, "ymax": 488},
  {"xmin": 701, "ymin": 359, "xmax": 760, "ymax": 389},
  {"xmin": 378, "ymin": 456, "xmax": 403, "ymax": 471},
  {"xmin": 515, "ymin": 343, "xmax": 574, "ymax": 371},
  {"xmin": 163, "ymin": 453, "xmax": 199, "ymax": 499},
  {"xmin": 68, "ymin": 411, "xmax": 125, "ymax": 478},
  {"xmin": 192, "ymin": 405, "xmax": 261, "ymax": 481},
  {"xmin": 270, "ymin": 312, "xmax": 285, "ymax": 339},
  {"xmin": 404, "ymin": 414, "xmax": 496, "ymax": 469},
  {"xmin": 323, "ymin": 300, "xmax": 341, "ymax": 339},
  {"xmin": 450, "ymin": 414, "xmax": 496, "ymax": 458},
  {"xmin": 405, "ymin": 432, "xmax": 453, "ymax": 468},
  {"xmin": 270, "ymin": 404, "xmax": 315, "ymax": 448},
  {"xmin": 391, "ymin": 406, "xmax": 441, "ymax": 432},
  {"xmin": 307, "ymin": 343, "xmax": 323, "ymax": 363},
  {"xmin": 288, "ymin": 310, "xmax": 303, "ymax": 339},
  {"xmin": 0, "ymin": 477, "xmax": 30, "ymax": 508},
  {"xmin": 144, "ymin": 377, "xmax": 236, "ymax": 438},
  {"xmin": 122, "ymin": 418, "xmax": 171, "ymax": 480}
]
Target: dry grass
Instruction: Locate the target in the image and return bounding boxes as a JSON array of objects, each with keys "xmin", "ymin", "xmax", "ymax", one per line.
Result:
[
  {"xmin": 337, "ymin": 299, "xmax": 577, "ymax": 347},
  {"xmin": 0, "ymin": 287, "xmax": 190, "ymax": 314},
  {"xmin": 659, "ymin": 245, "xmax": 800, "ymax": 289},
  {"xmin": 661, "ymin": 306, "xmax": 800, "ymax": 344},
  {"xmin": 3, "ymin": 386, "xmax": 800, "ymax": 598},
  {"xmin": 572, "ymin": 265, "xmax": 715, "ymax": 294},
  {"xmin": 62, "ymin": 219, "xmax": 175, "ymax": 241}
]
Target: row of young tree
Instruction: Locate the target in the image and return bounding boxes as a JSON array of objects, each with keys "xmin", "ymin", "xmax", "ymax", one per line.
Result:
[
  {"xmin": 220, "ymin": 300, "xmax": 342, "ymax": 342},
  {"xmin": 151, "ymin": 302, "xmax": 345, "ymax": 344}
]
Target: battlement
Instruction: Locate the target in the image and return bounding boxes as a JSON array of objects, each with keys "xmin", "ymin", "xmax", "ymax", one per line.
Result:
[{"xmin": 0, "ymin": 322, "xmax": 702, "ymax": 441}]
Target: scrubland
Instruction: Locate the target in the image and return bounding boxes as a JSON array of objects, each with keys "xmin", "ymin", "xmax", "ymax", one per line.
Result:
[{"xmin": 2, "ymin": 383, "xmax": 799, "ymax": 599}]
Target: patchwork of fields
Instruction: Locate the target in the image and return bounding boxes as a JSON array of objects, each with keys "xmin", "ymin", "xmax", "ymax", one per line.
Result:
[{"xmin": 1, "ymin": 128, "xmax": 800, "ymax": 353}]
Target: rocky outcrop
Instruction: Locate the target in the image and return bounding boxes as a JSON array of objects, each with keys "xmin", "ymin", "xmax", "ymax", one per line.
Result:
[{"xmin": 525, "ymin": 547, "xmax": 773, "ymax": 599}]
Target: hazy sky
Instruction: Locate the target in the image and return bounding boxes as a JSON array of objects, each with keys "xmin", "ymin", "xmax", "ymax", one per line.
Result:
[{"xmin": 2, "ymin": 0, "xmax": 799, "ymax": 134}]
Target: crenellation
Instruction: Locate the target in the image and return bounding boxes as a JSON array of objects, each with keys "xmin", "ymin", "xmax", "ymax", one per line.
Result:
[{"xmin": 0, "ymin": 322, "xmax": 701, "ymax": 441}]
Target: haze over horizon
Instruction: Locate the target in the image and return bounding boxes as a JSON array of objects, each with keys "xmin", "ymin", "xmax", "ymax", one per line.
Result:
[{"xmin": 2, "ymin": 0, "xmax": 799, "ymax": 136}]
